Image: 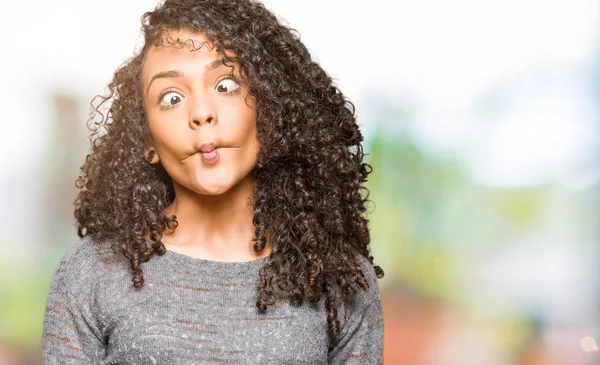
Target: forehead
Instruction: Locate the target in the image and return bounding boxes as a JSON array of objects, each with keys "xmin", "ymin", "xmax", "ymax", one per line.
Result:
[{"xmin": 142, "ymin": 29, "xmax": 234, "ymax": 81}]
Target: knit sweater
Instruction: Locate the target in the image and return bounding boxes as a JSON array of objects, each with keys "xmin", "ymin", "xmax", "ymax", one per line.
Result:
[{"xmin": 42, "ymin": 235, "xmax": 384, "ymax": 364}]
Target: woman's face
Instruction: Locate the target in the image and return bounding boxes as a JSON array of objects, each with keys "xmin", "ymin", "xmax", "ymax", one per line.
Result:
[{"xmin": 142, "ymin": 29, "xmax": 259, "ymax": 196}]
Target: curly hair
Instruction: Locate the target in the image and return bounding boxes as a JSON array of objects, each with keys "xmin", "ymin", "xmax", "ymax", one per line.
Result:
[{"xmin": 74, "ymin": 0, "xmax": 383, "ymax": 338}]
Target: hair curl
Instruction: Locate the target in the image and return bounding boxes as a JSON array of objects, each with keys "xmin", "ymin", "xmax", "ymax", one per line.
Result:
[{"xmin": 74, "ymin": 0, "xmax": 384, "ymax": 339}]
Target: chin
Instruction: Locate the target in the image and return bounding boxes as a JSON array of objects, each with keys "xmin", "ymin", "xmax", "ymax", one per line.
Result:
[
  {"xmin": 193, "ymin": 182, "xmax": 233, "ymax": 196},
  {"xmin": 201, "ymin": 187, "xmax": 232, "ymax": 196},
  {"xmin": 187, "ymin": 169, "xmax": 252, "ymax": 196},
  {"xmin": 196, "ymin": 176, "xmax": 241, "ymax": 196}
]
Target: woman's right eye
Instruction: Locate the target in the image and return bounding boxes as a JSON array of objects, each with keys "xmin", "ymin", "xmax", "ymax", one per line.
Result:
[{"xmin": 159, "ymin": 91, "xmax": 184, "ymax": 108}]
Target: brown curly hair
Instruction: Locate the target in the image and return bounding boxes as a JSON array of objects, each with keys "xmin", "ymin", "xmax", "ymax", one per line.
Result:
[{"xmin": 74, "ymin": 0, "xmax": 383, "ymax": 338}]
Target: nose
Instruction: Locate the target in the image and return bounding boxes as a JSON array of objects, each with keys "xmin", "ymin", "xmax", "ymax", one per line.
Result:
[{"xmin": 188, "ymin": 93, "xmax": 217, "ymax": 129}]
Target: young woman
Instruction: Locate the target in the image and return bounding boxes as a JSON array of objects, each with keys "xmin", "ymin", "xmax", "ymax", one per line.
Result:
[{"xmin": 42, "ymin": 0, "xmax": 384, "ymax": 363}]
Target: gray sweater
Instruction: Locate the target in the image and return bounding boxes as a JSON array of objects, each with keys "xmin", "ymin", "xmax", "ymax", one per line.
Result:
[{"xmin": 42, "ymin": 235, "xmax": 384, "ymax": 364}]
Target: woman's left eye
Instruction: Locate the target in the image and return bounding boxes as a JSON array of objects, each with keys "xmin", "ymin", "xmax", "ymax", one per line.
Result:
[{"xmin": 216, "ymin": 78, "xmax": 240, "ymax": 94}]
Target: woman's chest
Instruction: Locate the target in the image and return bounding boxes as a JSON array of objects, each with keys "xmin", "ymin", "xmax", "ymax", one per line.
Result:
[{"xmin": 98, "ymin": 281, "xmax": 330, "ymax": 364}]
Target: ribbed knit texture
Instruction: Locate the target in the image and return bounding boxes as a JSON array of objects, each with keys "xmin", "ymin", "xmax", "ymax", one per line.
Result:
[{"xmin": 42, "ymin": 235, "xmax": 383, "ymax": 364}]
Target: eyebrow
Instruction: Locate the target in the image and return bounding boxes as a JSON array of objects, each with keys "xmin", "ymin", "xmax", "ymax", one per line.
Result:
[{"xmin": 145, "ymin": 58, "xmax": 231, "ymax": 95}]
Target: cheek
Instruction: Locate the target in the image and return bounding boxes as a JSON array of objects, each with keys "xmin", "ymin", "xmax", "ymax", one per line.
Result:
[
  {"xmin": 225, "ymin": 106, "xmax": 258, "ymax": 146},
  {"xmin": 231, "ymin": 117, "xmax": 259, "ymax": 169},
  {"xmin": 147, "ymin": 116, "xmax": 190, "ymax": 157},
  {"xmin": 240, "ymin": 107, "xmax": 258, "ymax": 140},
  {"xmin": 243, "ymin": 124, "xmax": 260, "ymax": 160}
]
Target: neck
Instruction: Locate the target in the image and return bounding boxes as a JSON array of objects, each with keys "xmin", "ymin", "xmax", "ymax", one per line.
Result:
[{"xmin": 162, "ymin": 173, "xmax": 268, "ymax": 261}]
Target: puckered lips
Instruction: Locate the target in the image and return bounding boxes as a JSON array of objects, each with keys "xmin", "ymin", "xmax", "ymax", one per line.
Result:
[{"xmin": 199, "ymin": 142, "xmax": 219, "ymax": 164}]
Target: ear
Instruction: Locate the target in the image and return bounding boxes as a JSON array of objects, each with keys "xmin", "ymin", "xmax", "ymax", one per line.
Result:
[{"xmin": 145, "ymin": 146, "xmax": 160, "ymax": 164}]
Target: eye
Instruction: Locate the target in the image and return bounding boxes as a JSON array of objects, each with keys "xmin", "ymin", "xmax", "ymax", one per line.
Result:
[
  {"xmin": 216, "ymin": 78, "xmax": 240, "ymax": 94},
  {"xmin": 159, "ymin": 90, "xmax": 184, "ymax": 108}
]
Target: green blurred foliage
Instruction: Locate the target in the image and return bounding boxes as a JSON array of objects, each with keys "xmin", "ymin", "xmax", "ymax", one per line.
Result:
[
  {"xmin": 366, "ymin": 126, "xmax": 547, "ymax": 301},
  {"xmin": 0, "ymin": 252, "xmax": 59, "ymax": 349}
]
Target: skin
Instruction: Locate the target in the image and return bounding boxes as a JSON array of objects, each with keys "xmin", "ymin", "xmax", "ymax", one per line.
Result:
[{"xmin": 142, "ymin": 29, "xmax": 269, "ymax": 262}]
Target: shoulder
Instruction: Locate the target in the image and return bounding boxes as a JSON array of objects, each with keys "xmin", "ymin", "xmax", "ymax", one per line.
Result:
[
  {"xmin": 337, "ymin": 253, "xmax": 382, "ymax": 316},
  {"xmin": 354, "ymin": 254, "xmax": 381, "ymax": 301},
  {"xmin": 49, "ymin": 235, "xmax": 127, "ymax": 298},
  {"xmin": 331, "ymin": 254, "xmax": 384, "ymax": 344}
]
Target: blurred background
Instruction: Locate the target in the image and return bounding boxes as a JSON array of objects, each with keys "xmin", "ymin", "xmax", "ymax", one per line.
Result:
[{"xmin": 0, "ymin": 0, "xmax": 598, "ymax": 364}]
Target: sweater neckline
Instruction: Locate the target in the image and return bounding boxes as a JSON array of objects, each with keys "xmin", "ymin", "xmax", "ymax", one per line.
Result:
[{"xmin": 163, "ymin": 249, "xmax": 269, "ymax": 270}]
